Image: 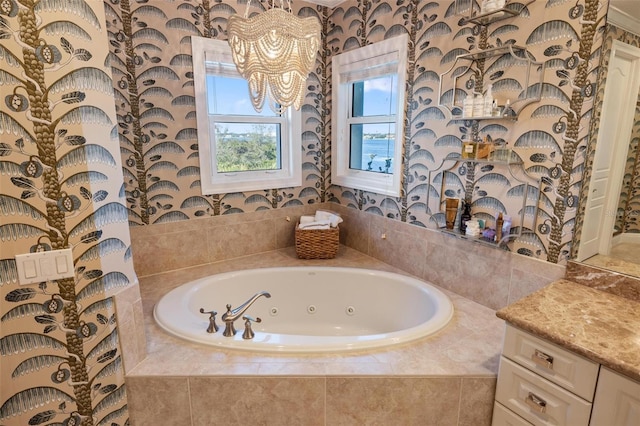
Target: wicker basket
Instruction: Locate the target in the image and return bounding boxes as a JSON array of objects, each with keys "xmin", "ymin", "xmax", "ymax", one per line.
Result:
[{"xmin": 295, "ymin": 225, "xmax": 339, "ymax": 259}]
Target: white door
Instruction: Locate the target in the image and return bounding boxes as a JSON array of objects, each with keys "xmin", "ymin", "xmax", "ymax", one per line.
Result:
[{"xmin": 576, "ymin": 40, "xmax": 640, "ymax": 261}]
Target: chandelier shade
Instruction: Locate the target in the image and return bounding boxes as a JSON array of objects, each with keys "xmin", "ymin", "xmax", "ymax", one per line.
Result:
[{"xmin": 227, "ymin": 5, "xmax": 321, "ymax": 113}]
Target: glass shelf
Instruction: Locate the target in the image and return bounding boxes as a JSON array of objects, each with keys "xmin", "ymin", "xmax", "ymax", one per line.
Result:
[
  {"xmin": 427, "ymin": 152, "xmax": 542, "ymax": 253},
  {"xmin": 453, "ymin": 44, "xmax": 530, "ymax": 62},
  {"xmin": 450, "ymin": 113, "xmax": 517, "ymax": 121},
  {"xmin": 439, "ymin": 228, "xmax": 511, "ymax": 249},
  {"xmin": 456, "ymin": 0, "xmax": 536, "ymax": 26},
  {"xmin": 438, "ymin": 150, "xmax": 526, "ymax": 172},
  {"xmin": 462, "ymin": 7, "xmax": 520, "ymax": 25},
  {"xmin": 449, "ymin": 154, "xmax": 522, "ymax": 165},
  {"xmin": 437, "ymin": 44, "xmax": 545, "ymax": 119}
]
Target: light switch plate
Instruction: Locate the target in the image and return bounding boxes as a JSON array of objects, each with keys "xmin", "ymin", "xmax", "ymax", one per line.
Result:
[{"xmin": 15, "ymin": 249, "xmax": 74, "ymax": 285}]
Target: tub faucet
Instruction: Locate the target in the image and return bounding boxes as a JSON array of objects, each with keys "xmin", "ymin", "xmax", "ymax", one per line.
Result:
[
  {"xmin": 221, "ymin": 291, "xmax": 271, "ymax": 337},
  {"xmin": 242, "ymin": 315, "xmax": 261, "ymax": 339},
  {"xmin": 199, "ymin": 308, "xmax": 219, "ymax": 333}
]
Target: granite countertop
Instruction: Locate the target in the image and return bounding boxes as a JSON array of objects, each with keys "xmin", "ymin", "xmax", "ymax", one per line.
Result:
[{"xmin": 496, "ymin": 279, "xmax": 640, "ymax": 383}]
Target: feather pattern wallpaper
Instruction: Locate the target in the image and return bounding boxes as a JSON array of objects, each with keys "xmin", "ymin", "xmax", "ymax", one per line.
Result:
[
  {"xmin": 0, "ymin": 0, "xmax": 614, "ymax": 424},
  {"xmin": 105, "ymin": 0, "xmax": 608, "ymax": 266},
  {"xmin": 327, "ymin": 0, "xmax": 607, "ymax": 264},
  {"xmin": 0, "ymin": 1, "xmax": 135, "ymax": 425},
  {"xmin": 107, "ymin": 0, "xmax": 330, "ymax": 222}
]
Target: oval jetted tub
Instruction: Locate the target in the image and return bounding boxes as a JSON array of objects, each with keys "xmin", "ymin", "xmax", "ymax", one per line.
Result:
[{"xmin": 153, "ymin": 267, "xmax": 454, "ymax": 353}]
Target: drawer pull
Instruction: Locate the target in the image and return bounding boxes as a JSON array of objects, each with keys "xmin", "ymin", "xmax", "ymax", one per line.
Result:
[
  {"xmin": 525, "ymin": 392, "xmax": 547, "ymax": 414},
  {"xmin": 531, "ymin": 349, "xmax": 554, "ymax": 369}
]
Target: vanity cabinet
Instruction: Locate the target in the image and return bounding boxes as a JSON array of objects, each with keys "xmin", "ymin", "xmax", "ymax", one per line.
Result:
[
  {"xmin": 493, "ymin": 325, "xmax": 640, "ymax": 426},
  {"xmin": 494, "ymin": 325, "xmax": 597, "ymax": 425},
  {"xmin": 590, "ymin": 367, "xmax": 640, "ymax": 426},
  {"xmin": 501, "ymin": 325, "xmax": 599, "ymax": 400}
]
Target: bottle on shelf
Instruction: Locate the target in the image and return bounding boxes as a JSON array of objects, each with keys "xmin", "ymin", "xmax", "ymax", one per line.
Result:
[
  {"xmin": 483, "ymin": 84, "xmax": 494, "ymax": 117},
  {"xmin": 502, "ymin": 215, "xmax": 512, "ymax": 239},
  {"xmin": 495, "ymin": 212, "xmax": 504, "ymax": 242},
  {"xmin": 473, "ymin": 94, "xmax": 484, "ymax": 117},
  {"xmin": 465, "ymin": 219, "xmax": 481, "ymax": 236},
  {"xmin": 490, "ymin": 140, "xmax": 511, "ymax": 162},
  {"xmin": 481, "ymin": 0, "xmax": 498, "ymax": 13},
  {"xmin": 461, "ymin": 135, "xmax": 477, "ymax": 159},
  {"xmin": 502, "ymin": 99, "xmax": 516, "ymax": 118},
  {"xmin": 454, "ymin": 199, "xmax": 463, "ymax": 230},
  {"xmin": 476, "ymin": 135, "xmax": 494, "ymax": 159},
  {"xmin": 463, "ymin": 95, "xmax": 474, "ymax": 117},
  {"xmin": 459, "ymin": 200, "xmax": 472, "ymax": 233}
]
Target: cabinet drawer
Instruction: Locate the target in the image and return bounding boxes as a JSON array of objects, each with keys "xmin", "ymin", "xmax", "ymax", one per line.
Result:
[
  {"xmin": 495, "ymin": 357, "xmax": 592, "ymax": 426},
  {"xmin": 503, "ymin": 325, "xmax": 599, "ymax": 401},
  {"xmin": 492, "ymin": 401, "xmax": 533, "ymax": 426}
]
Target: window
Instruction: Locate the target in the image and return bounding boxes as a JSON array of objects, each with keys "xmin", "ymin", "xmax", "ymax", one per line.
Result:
[
  {"xmin": 191, "ymin": 36, "xmax": 301, "ymax": 194},
  {"xmin": 331, "ymin": 34, "xmax": 408, "ymax": 197}
]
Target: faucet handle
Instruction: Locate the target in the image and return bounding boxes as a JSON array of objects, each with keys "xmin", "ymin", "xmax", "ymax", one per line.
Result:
[
  {"xmin": 241, "ymin": 315, "xmax": 261, "ymax": 340},
  {"xmin": 199, "ymin": 308, "xmax": 219, "ymax": 333}
]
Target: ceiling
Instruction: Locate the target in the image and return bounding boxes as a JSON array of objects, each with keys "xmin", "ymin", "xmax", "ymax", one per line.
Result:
[
  {"xmin": 609, "ymin": 0, "xmax": 640, "ymax": 19},
  {"xmin": 310, "ymin": 1, "xmax": 640, "ymax": 20},
  {"xmin": 608, "ymin": 0, "xmax": 640, "ymax": 33},
  {"xmin": 308, "ymin": 0, "xmax": 640, "ymax": 33}
]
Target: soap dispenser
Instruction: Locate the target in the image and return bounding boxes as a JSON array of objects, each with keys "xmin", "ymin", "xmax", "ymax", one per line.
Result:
[{"xmin": 459, "ymin": 200, "xmax": 472, "ymax": 233}]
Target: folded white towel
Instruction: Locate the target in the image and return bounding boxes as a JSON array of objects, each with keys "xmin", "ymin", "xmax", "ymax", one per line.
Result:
[
  {"xmin": 314, "ymin": 210, "xmax": 343, "ymax": 227},
  {"xmin": 298, "ymin": 220, "xmax": 332, "ymax": 230},
  {"xmin": 299, "ymin": 224, "xmax": 330, "ymax": 230},
  {"xmin": 299, "ymin": 215, "xmax": 315, "ymax": 225}
]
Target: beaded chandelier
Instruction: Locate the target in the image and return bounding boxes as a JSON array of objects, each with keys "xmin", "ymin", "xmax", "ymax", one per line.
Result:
[{"xmin": 227, "ymin": 0, "xmax": 321, "ymax": 113}]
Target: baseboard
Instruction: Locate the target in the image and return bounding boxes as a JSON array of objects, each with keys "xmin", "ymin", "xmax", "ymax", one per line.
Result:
[{"xmin": 612, "ymin": 232, "xmax": 640, "ymax": 246}]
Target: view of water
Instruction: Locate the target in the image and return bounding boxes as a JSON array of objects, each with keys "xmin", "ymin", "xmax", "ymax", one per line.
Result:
[{"xmin": 358, "ymin": 138, "xmax": 395, "ymax": 173}]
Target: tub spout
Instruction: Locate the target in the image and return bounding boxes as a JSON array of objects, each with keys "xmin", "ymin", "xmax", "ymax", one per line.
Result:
[{"xmin": 221, "ymin": 291, "xmax": 271, "ymax": 337}]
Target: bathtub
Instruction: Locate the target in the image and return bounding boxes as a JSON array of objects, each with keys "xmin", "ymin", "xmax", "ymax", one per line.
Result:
[{"xmin": 153, "ymin": 266, "xmax": 454, "ymax": 353}]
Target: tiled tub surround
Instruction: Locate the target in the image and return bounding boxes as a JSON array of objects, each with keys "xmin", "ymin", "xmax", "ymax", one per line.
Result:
[
  {"xmin": 127, "ymin": 248, "xmax": 504, "ymax": 425},
  {"xmin": 113, "ymin": 282, "xmax": 148, "ymax": 374},
  {"xmin": 497, "ymin": 279, "xmax": 640, "ymax": 383},
  {"xmin": 130, "ymin": 203, "xmax": 566, "ymax": 311}
]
